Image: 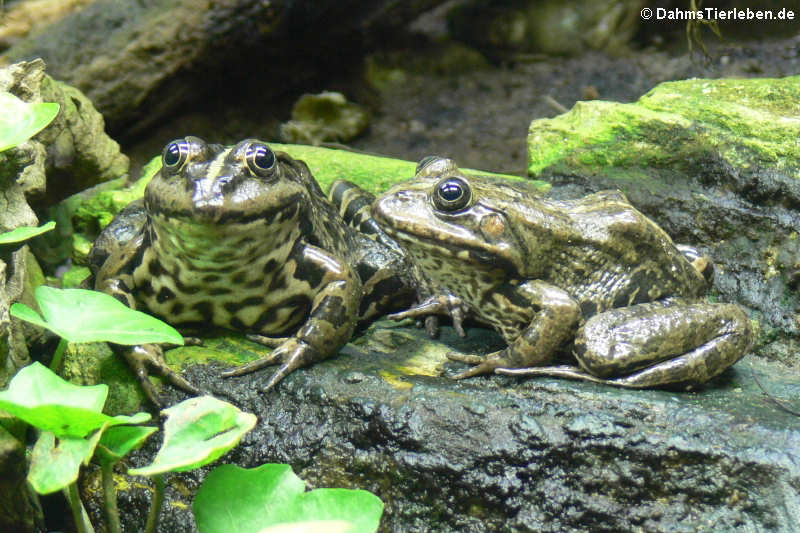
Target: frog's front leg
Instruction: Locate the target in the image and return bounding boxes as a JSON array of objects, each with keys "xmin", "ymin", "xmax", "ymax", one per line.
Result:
[
  {"xmin": 95, "ymin": 236, "xmax": 201, "ymax": 406},
  {"xmin": 500, "ymin": 301, "xmax": 753, "ymax": 388},
  {"xmin": 221, "ymin": 244, "xmax": 360, "ymax": 390},
  {"xmin": 388, "ymin": 293, "xmax": 469, "ymax": 337},
  {"xmin": 448, "ymin": 280, "xmax": 581, "ymax": 379}
]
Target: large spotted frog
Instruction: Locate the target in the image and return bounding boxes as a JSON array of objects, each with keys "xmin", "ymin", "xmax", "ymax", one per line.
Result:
[
  {"xmin": 90, "ymin": 137, "xmax": 414, "ymax": 403},
  {"xmin": 369, "ymin": 156, "xmax": 753, "ymax": 388}
]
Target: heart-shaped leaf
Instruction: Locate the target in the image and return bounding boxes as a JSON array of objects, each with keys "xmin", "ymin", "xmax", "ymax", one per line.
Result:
[
  {"xmin": 97, "ymin": 424, "xmax": 158, "ymax": 465},
  {"xmin": 0, "ymin": 362, "xmax": 150, "ymax": 437},
  {"xmin": 194, "ymin": 464, "xmax": 383, "ymax": 533},
  {"xmin": 27, "ymin": 429, "xmax": 103, "ymax": 494},
  {"xmin": 11, "ymin": 286, "xmax": 183, "ymax": 345},
  {"xmin": 129, "ymin": 396, "xmax": 256, "ymax": 476}
]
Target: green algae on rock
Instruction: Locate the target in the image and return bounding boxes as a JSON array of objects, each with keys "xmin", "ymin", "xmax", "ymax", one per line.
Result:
[{"xmin": 527, "ymin": 76, "xmax": 800, "ymax": 179}]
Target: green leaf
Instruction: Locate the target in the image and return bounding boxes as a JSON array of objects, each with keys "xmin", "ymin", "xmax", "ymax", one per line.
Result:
[
  {"xmin": 97, "ymin": 425, "xmax": 158, "ymax": 465},
  {"xmin": 129, "ymin": 396, "xmax": 256, "ymax": 476},
  {"xmin": 10, "ymin": 285, "xmax": 184, "ymax": 345},
  {"xmin": 9, "ymin": 302, "xmax": 48, "ymax": 329},
  {"xmin": 0, "ymin": 221, "xmax": 56, "ymax": 244},
  {"xmin": 27, "ymin": 429, "xmax": 103, "ymax": 494},
  {"xmin": 194, "ymin": 464, "xmax": 383, "ymax": 533},
  {"xmin": 0, "ymin": 92, "xmax": 59, "ymax": 151},
  {"xmin": 0, "ymin": 362, "xmax": 150, "ymax": 437},
  {"xmin": 61, "ymin": 265, "xmax": 92, "ymax": 288}
]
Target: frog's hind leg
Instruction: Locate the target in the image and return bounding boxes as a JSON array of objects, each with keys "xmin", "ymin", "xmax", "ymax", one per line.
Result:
[{"xmin": 510, "ymin": 301, "xmax": 753, "ymax": 388}]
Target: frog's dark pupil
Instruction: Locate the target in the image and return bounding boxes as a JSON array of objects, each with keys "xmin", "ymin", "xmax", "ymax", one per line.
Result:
[
  {"xmin": 433, "ymin": 177, "xmax": 471, "ymax": 211},
  {"xmin": 440, "ymin": 181, "xmax": 463, "ymax": 201},
  {"xmin": 164, "ymin": 143, "xmax": 182, "ymax": 167},
  {"xmin": 248, "ymin": 144, "xmax": 275, "ymax": 171}
]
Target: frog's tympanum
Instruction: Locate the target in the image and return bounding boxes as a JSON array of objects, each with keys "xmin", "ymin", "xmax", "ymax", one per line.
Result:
[
  {"xmin": 372, "ymin": 156, "xmax": 753, "ymax": 388},
  {"xmin": 90, "ymin": 137, "xmax": 414, "ymax": 403}
]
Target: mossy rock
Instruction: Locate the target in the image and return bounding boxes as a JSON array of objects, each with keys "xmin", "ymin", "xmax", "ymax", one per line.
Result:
[{"xmin": 528, "ymin": 76, "xmax": 800, "ymax": 180}]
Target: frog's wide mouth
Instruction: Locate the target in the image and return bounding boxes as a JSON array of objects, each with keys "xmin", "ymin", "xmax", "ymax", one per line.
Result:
[
  {"xmin": 145, "ymin": 192, "xmax": 303, "ymax": 225},
  {"xmin": 375, "ymin": 214, "xmax": 520, "ymax": 277}
]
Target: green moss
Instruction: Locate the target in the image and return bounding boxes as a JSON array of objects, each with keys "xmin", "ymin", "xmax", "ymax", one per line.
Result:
[
  {"xmin": 60, "ymin": 342, "xmax": 144, "ymax": 414},
  {"xmin": 271, "ymin": 144, "xmax": 549, "ymax": 194},
  {"xmin": 164, "ymin": 334, "xmax": 268, "ymax": 367},
  {"xmin": 528, "ymin": 76, "xmax": 800, "ymax": 179}
]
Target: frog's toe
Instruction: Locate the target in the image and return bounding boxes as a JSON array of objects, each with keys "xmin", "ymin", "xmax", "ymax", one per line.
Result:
[
  {"xmin": 122, "ymin": 343, "xmax": 201, "ymax": 407},
  {"xmin": 450, "ymin": 362, "xmax": 497, "ymax": 380},
  {"xmin": 261, "ymin": 362, "xmax": 297, "ymax": 391},
  {"xmin": 246, "ymin": 333, "xmax": 290, "ymax": 348},
  {"xmin": 221, "ymin": 351, "xmax": 283, "ymax": 377},
  {"xmin": 260, "ymin": 339, "xmax": 320, "ymax": 392},
  {"xmin": 447, "ymin": 352, "xmax": 498, "ymax": 379},
  {"xmin": 446, "ymin": 351, "xmax": 485, "ymax": 365}
]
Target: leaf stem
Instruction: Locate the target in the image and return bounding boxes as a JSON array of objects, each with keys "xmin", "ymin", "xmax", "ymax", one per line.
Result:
[
  {"xmin": 144, "ymin": 474, "xmax": 165, "ymax": 533},
  {"xmin": 50, "ymin": 337, "xmax": 68, "ymax": 371},
  {"xmin": 66, "ymin": 482, "xmax": 94, "ymax": 533},
  {"xmin": 101, "ymin": 461, "xmax": 122, "ymax": 533}
]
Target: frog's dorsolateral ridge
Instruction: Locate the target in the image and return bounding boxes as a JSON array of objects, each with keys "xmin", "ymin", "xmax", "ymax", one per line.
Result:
[
  {"xmin": 90, "ymin": 137, "xmax": 415, "ymax": 404},
  {"xmin": 369, "ymin": 156, "xmax": 753, "ymax": 389}
]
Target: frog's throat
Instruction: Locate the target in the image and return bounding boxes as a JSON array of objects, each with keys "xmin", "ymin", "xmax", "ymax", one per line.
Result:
[{"xmin": 149, "ymin": 213, "xmax": 301, "ymax": 265}]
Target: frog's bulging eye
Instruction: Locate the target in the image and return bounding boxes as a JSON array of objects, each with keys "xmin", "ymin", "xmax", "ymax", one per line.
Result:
[
  {"xmin": 245, "ymin": 143, "xmax": 276, "ymax": 177},
  {"xmin": 433, "ymin": 177, "xmax": 471, "ymax": 212},
  {"xmin": 162, "ymin": 139, "xmax": 191, "ymax": 173}
]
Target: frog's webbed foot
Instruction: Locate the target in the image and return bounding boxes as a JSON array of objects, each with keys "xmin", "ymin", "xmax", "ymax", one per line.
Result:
[
  {"xmin": 121, "ymin": 343, "xmax": 202, "ymax": 408},
  {"xmin": 221, "ymin": 338, "xmax": 320, "ymax": 392},
  {"xmin": 388, "ymin": 294, "xmax": 468, "ymax": 337}
]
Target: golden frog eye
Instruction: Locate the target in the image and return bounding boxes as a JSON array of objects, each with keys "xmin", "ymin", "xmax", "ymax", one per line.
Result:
[
  {"xmin": 432, "ymin": 176, "xmax": 471, "ymax": 212},
  {"xmin": 162, "ymin": 139, "xmax": 191, "ymax": 173},
  {"xmin": 245, "ymin": 142, "xmax": 276, "ymax": 177}
]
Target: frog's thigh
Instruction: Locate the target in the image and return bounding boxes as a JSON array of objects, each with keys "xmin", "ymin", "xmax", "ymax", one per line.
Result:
[{"xmin": 574, "ymin": 302, "xmax": 752, "ymax": 386}]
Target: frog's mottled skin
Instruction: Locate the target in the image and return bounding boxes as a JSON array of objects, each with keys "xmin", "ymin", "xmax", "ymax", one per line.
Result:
[
  {"xmin": 90, "ymin": 137, "xmax": 414, "ymax": 403},
  {"xmin": 371, "ymin": 157, "xmax": 753, "ymax": 388}
]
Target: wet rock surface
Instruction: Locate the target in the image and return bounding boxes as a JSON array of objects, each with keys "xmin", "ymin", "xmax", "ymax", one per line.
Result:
[{"xmin": 88, "ymin": 322, "xmax": 800, "ymax": 532}]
